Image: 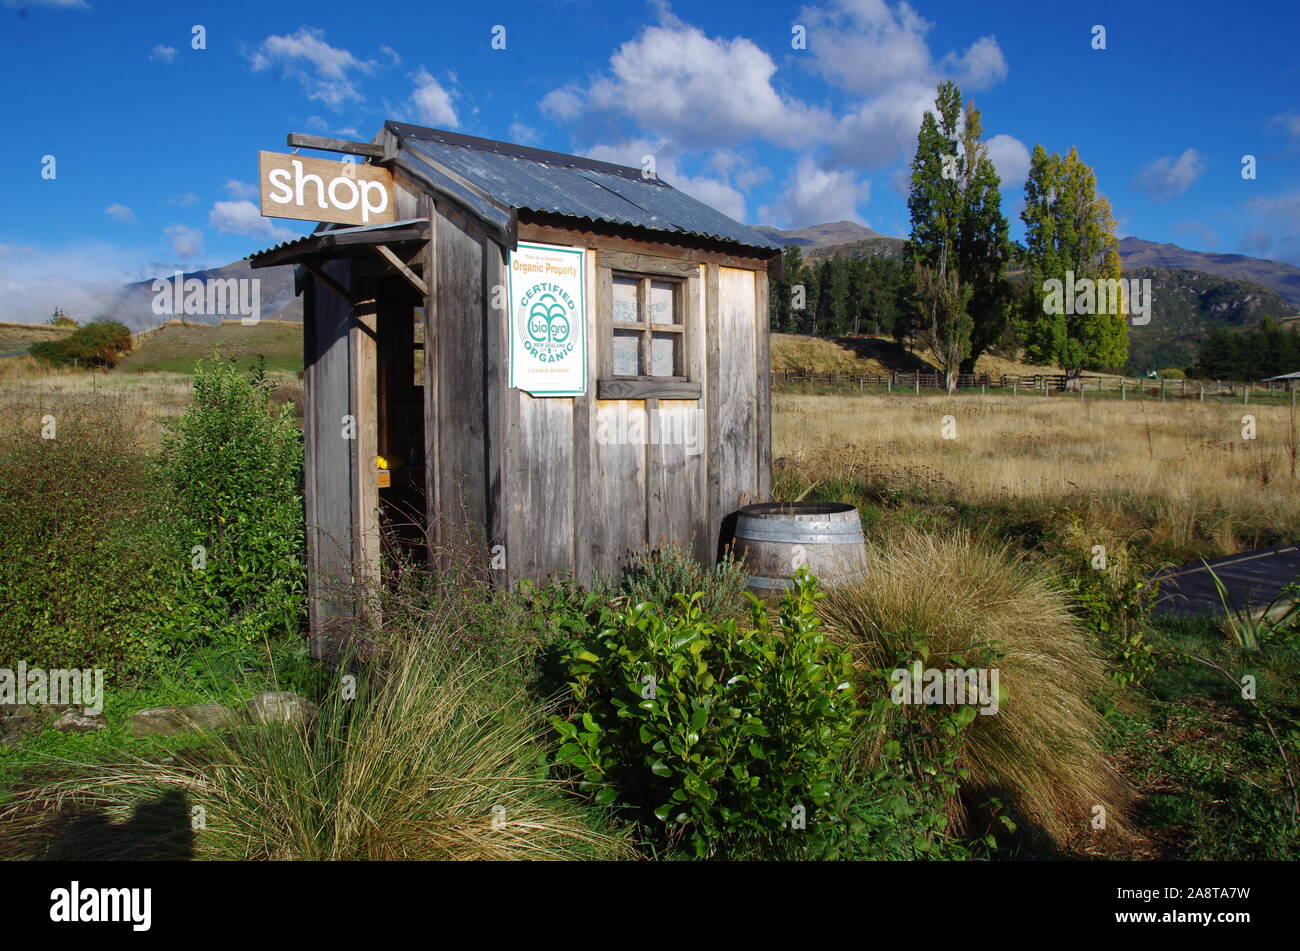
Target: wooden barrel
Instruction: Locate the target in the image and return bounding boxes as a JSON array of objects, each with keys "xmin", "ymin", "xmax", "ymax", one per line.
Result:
[{"xmin": 731, "ymin": 502, "xmax": 868, "ymax": 592}]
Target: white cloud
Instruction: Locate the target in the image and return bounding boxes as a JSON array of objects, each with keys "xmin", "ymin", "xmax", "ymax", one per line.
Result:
[
  {"xmin": 223, "ymin": 179, "xmax": 258, "ymax": 200},
  {"xmin": 985, "ymin": 134, "xmax": 1029, "ymax": 190},
  {"xmin": 208, "ymin": 201, "xmax": 294, "ymax": 242},
  {"xmin": 801, "ymin": 1, "xmax": 1006, "ymax": 94},
  {"xmin": 1133, "ymin": 148, "xmax": 1205, "ymax": 201},
  {"xmin": 583, "ymin": 138, "xmax": 750, "ymax": 222},
  {"xmin": 1238, "ymin": 230, "xmax": 1273, "ymax": 257},
  {"xmin": 0, "ymin": 242, "xmax": 150, "ymax": 324},
  {"xmin": 379, "ymin": 45, "xmax": 401, "ymax": 66},
  {"xmin": 167, "ymin": 193, "xmax": 199, "ymax": 207},
  {"xmin": 758, "ymin": 156, "xmax": 870, "ymax": 228},
  {"xmin": 1272, "ymin": 112, "xmax": 1300, "ymax": 139},
  {"xmin": 248, "ymin": 27, "xmax": 376, "ymax": 108},
  {"xmin": 673, "ymin": 173, "xmax": 748, "ymax": 222},
  {"xmin": 408, "ymin": 68, "xmax": 458, "ymax": 127},
  {"xmin": 541, "ymin": 16, "xmax": 827, "ymax": 149},
  {"xmin": 104, "ymin": 203, "xmax": 135, "ymax": 223},
  {"xmin": 1244, "ymin": 190, "xmax": 1300, "ymax": 265},
  {"xmin": 824, "ymin": 79, "xmax": 937, "ymax": 168},
  {"xmin": 941, "ymin": 35, "xmax": 1008, "ymax": 90},
  {"xmin": 509, "ymin": 122, "xmax": 540, "ymax": 145},
  {"xmin": 149, "ymin": 45, "xmax": 178, "ymax": 63},
  {"xmin": 798, "ymin": 1, "xmax": 1009, "ymax": 170},
  {"xmin": 164, "ymin": 224, "xmax": 204, "ymax": 259}
]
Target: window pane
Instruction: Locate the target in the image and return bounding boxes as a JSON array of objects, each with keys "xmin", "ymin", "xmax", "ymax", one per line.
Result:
[
  {"xmin": 649, "ymin": 281, "xmax": 675, "ymax": 324},
  {"xmin": 613, "ymin": 329, "xmax": 641, "ymax": 375},
  {"xmin": 613, "ymin": 276, "xmax": 639, "ymax": 323},
  {"xmin": 650, "ymin": 332, "xmax": 676, "ymax": 377}
]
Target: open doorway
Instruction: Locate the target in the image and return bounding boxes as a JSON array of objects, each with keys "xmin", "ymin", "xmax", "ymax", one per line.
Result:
[{"xmin": 375, "ymin": 276, "xmax": 427, "ymax": 567}]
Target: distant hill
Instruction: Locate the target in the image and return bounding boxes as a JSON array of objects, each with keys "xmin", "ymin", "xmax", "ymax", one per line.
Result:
[
  {"xmin": 92, "ymin": 259, "xmax": 300, "ymax": 332},
  {"xmin": 1119, "ymin": 238, "xmax": 1300, "ymax": 312},
  {"xmin": 0, "ymin": 321, "xmax": 74, "ymax": 357},
  {"xmin": 1125, "ymin": 267, "xmax": 1294, "ymax": 371},
  {"xmin": 750, "ymin": 220, "xmax": 882, "ymax": 250},
  {"xmin": 761, "ymin": 223, "xmax": 1300, "ymax": 373},
  {"xmin": 805, "ymin": 235, "xmax": 906, "ymax": 262},
  {"xmin": 118, "ymin": 319, "xmax": 303, "ymax": 374}
]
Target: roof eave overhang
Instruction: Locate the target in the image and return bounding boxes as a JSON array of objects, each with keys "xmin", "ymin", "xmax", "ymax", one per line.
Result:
[{"xmin": 247, "ymin": 218, "xmax": 431, "ymax": 270}]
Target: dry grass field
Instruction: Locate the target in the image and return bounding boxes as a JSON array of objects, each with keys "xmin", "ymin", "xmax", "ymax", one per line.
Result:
[
  {"xmin": 0, "ymin": 369, "xmax": 301, "ymax": 449},
  {"xmin": 0, "ymin": 321, "xmax": 71, "ymax": 355},
  {"xmin": 774, "ymin": 391, "xmax": 1300, "ymax": 558}
]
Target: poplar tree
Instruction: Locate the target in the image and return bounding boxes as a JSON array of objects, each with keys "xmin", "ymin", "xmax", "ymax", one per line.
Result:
[
  {"xmin": 906, "ymin": 80, "xmax": 1012, "ymax": 390},
  {"xmin": 1019, "ymin": 145, "xmax": 1128, "ymax": 379}
]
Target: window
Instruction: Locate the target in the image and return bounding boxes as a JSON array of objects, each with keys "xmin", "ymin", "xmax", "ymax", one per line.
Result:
[
  {"xmin": 611, "ymin": 273, "xmax": 684, "ymax": 378},
  {"xmin": 596, "ymin": 252, "xmax": 701, "ymax": 400}
]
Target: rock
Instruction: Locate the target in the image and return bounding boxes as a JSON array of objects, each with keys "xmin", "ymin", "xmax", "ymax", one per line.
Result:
[
  {"xmin": 244, "ymin": 691, "xmax": 316, "ymax": 727},
  {"xmin": 0, "ymin": 703, "xmax": 52, "ymax": 745},
  {"xmin": 177, "ymin": 703, "xmax": 239, "ymax": 731},
  {"xmin": 52, "ymin": 709, "xmax": 106, "ymax": 733},
  {"xmin": 127, "ymin": 703, "xmax": 238, "ymax": 737}
]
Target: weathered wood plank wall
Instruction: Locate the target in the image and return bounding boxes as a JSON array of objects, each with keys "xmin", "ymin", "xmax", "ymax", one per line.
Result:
[{"xmin": 303, "ymin": 258, "xmax": 357, "ymax": 657}]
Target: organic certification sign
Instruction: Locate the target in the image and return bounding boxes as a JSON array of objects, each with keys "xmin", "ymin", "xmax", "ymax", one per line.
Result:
[{"xmin": 508, "ymin": 242, "xmax": 586, "ymax": 396}]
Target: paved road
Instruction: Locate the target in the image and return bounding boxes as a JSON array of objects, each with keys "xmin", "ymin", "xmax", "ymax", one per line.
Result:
[{"xmin": 1151, "ymin": 543, "xmax": 1300, "ymax": 617}]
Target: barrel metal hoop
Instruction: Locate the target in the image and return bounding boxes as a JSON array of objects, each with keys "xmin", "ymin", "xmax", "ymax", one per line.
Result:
[
  {"xmin": 736, "ymin": 518, "xmax": 861, "ymax": 535},
  {"xmin": 736, "ymin": 527, "xmax": 865, "ymax": 545}
]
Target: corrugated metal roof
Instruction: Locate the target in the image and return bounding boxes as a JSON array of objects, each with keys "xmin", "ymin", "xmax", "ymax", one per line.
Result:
[
  {"xmin": 247, "ymin": 218, "xmax": 429, "ymax": 266},
  {"xmin": 390, "ymin": 123, "xmax": 779, "ymax": 253}
]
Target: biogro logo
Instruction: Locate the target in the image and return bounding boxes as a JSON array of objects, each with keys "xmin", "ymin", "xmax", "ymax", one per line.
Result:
[{"xmin": 518, "ymin": 282, "xmax": 576, "ymax": 364}]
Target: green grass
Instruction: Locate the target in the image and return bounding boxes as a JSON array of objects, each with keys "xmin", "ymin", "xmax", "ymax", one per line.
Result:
[
  {"xmin": 0, "ymin": 640, "xmax": 317, "ymax": 803},
  {"xmin": 1107, "ymin": 615, "xmax": 1300, "ymax": 859},
  {"xmin": 118, "ymin": 321, "xmax": 303, "ymax": 373}
]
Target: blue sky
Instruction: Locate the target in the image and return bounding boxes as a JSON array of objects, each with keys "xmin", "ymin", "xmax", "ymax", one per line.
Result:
[{"xmin": 1, "ymin": 0, "xmax": 1297, "ymax": 321}]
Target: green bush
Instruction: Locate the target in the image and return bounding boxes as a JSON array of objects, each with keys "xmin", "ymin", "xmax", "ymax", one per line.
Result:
[
  {"xmin": 159, "ymin": 357, "xmax": 305, "ymax": 642},
  {"xmin": 808, "ymin": 631, "xmax": 999, "ymax": 860},
  {"xmin": 554, "ymin": 570, "xmax": 859, "ymax": 858},
  {"xmin": 1057, "ymin": 514, "xmax": 1158, "ymax": 689},
  {"xmin": 0, "ymin": 401, "xmax": 186, "ymax": 675},
  {"xmin": 620, "ymin": 545, "xmax": 750, "ymax": 620},
  {"xmin": 29, "ymin": 320, "xmax": 132, "ymax": 368}
]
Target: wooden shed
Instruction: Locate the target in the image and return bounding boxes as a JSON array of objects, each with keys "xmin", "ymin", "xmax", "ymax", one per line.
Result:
[{"xmin": 249, "ymin": 122, "xmax": 782, "ymax": 653}]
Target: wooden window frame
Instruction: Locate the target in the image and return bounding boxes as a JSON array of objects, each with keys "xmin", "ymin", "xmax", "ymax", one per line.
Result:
[{"xmin": 596, "ymin": 251, "xmax": 702, "ymax": 400}]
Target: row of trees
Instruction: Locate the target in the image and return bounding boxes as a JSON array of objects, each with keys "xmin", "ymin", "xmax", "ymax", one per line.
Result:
[
  {"xmin": 1191, "ymin": 317, "xmax": 1300, "ymax": 381},
  {"xmin": 770, "ymin": 80, "xmax": 1128, "ymax": 391},
  {"xmin": 771, "ymin": 251, "xmax": 913, "ymax": 340}
]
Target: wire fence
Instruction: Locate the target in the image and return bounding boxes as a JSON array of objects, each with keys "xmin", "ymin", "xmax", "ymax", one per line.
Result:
[{"xmin": 772, "ymin": 368, "xmax": 1299, "ymax": 403}]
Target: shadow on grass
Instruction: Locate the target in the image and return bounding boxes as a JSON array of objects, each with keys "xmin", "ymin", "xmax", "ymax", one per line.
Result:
[{"xmin": 36, "ymin": 789, "xmax": 195, "ymax": 861}]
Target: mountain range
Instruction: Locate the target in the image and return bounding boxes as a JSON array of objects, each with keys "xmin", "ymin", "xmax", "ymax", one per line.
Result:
[
  {"xmin": 753, "ymin": 222, "xmax": 1300, "ymax": 313},
  {"xmin": 753, "ymin": 222, "xmax": 1300, "ymax": 370},
  {"xmin": 16, "ymin": 222, "xmax": 1300, "ymax": 373}
]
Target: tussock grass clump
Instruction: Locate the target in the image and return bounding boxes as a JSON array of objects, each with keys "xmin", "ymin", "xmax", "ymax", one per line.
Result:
[
  {"xmin": 2, "ymin": 631, "xmax": 633, "ymax": 861},
  {"xmin": 820, "ymin": 527, "xmax": 1133, "ymax": 851}
]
